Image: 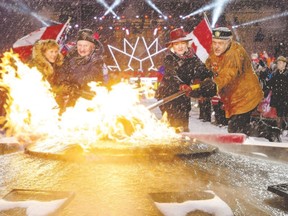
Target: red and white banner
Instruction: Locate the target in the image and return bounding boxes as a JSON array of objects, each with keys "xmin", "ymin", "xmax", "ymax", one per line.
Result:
[
  {"xmin": 12, "ymin": 20, "xmax": 70, "ymax": 61},
  {"xmin": 187, "ymin": 17, "xmax": 212, "ymax": 63}
]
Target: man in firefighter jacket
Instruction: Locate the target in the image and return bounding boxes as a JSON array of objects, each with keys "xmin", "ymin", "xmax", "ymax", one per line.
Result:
[{"xmin": 183, "ymin": 27, "xmax": 281, "ymax": 142}]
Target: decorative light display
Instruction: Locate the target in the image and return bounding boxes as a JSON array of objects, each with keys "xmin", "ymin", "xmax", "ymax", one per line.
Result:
[{"xmin": 107, "ymin": 37, "xmax": 167, "ymax": 72}]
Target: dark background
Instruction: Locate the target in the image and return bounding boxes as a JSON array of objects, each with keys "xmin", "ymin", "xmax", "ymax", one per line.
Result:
[{"xmin": 0, "ymin": 0, "xmax": 287, "ymax": 58}]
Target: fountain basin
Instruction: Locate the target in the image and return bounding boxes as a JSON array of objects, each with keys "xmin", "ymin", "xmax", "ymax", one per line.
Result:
[
  {"xmin": 24, "ymin": 138, "xmax": 218, "ymax": 162},
  {"xmin": 0, "ymin": 135, "xmax": 287, "ymax": 215}
]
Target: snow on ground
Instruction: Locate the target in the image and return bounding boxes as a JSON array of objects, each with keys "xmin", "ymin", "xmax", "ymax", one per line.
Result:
[
  {"xmin": 144, "ymin": 98, "xmax": 288, "ymax": 146},
  {"xmin": 189, "ymin": 102, "xmax": 288, "ymax": 145}
]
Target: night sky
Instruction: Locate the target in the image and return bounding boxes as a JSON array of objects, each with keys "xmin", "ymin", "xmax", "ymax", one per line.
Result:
[{"xmin": 0, "ymin": 0, "xmax": 287, "ymax": 55}]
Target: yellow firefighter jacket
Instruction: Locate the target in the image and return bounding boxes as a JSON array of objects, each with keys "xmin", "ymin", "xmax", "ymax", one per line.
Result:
[{"xmin": 205, "ymin": 41, "xmax": 263, "ymax": 118}]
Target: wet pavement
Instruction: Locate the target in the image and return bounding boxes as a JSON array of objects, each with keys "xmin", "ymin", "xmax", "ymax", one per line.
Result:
[{"xmin": 0, "ymin": 139, "xmax": 288, "ymax": 216}]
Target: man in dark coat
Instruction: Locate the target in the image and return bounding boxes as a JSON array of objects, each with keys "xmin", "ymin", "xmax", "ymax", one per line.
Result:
[
  {"xmin": 54, "ymin": 29, "xmax": 105, "ymax": 113},
  {"xmin": 155, "ymin": 28, "xmax": 207, "ymax": 132}
]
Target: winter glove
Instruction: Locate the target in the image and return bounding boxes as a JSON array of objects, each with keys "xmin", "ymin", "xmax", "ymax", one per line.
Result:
[
  {"xmin": 79, "ymin": 90, "xmax": 96, "ymax": 100},
  {"xmin": 179, "ymin": 84, "xmax": 192, "ymax": 96},
  {"xmin": 59, "ymin": 83, "xmax": 79, "ymax": 95},
  {"xmin": 179, "ymin": 84, "xmax": 201, "ymax": 97},
  {"xmin": 199, "ymin": 78, "xmax": 217, "ymax": 97}
]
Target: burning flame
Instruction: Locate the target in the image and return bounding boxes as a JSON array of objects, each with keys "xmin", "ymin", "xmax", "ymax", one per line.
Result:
[{"xmin": 0, "ymin": 51, "xmax": 180, "ymax": 152}]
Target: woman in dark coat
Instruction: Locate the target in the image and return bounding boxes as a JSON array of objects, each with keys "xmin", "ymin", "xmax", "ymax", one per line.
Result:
[{"xmin": 155, "ymin": 28, "xmax": 204, "ymax": 132}]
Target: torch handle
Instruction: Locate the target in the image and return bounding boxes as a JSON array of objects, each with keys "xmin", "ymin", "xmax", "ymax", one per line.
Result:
[{"xmin": 148, "ymin": 84, "xmax": 200, "ymax": 111}]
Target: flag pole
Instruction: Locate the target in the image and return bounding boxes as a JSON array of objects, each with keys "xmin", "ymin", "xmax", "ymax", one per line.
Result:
[
  {"xmin": 56, "ymin": 17, "xmax": 71, "ymax": 42},
  {"xmin": 56, "ymin": 17, "xmax": 71, "ymax": 49},
  {"xmin": 203, "ymin": 12, "xmax": 212, "ymax": 29}
]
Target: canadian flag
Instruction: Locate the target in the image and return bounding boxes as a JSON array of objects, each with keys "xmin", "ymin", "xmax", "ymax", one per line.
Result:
[
  {"xmin": 187, "ymin": 17, "xmax": 212, "ymax": 63},
  {"xmin": 12, "ymin": 20, "xmax": 70, "ymax": 61}
]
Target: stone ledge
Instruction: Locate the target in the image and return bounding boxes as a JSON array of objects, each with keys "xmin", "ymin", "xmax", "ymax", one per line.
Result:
[{"xmin": 0, "ymin": 137, "xmax": 22, "ymax": 155}]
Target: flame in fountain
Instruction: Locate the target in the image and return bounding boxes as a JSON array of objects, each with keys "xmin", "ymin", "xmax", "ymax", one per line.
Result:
[
  {"xmin": 0, "ymin": 51, "xmax": 181, "ymax": 152},
  {"xmin": 0, "ymin": 51, "xmax": 60, "ymax": 140}
]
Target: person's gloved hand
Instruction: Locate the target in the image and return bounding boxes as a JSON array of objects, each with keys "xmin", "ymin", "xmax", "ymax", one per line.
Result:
[
  {"xmin": 179, "ymin": 84, "xmax": 192, "ymax": 96},
  {"xmin": 179, "ymin": 84, "xmax": 192, "ymax": 92},
  {"xmin": 70, "ymin": 83, "xmax": 80, "ymax": 91},
  {"xmin": 59, "ymin": 83, "xmax": 79, "ymax": 94},
  {"xmin": 200, "ymin": 78, "xmax": 217, "ymax": 97},
  {"xmin": 179, "ymin": 84, "xmax": 202, "ymax": 97},
  {"xmin": 80, "ymin": 90, "xmax": 96, "ymax": 100}
]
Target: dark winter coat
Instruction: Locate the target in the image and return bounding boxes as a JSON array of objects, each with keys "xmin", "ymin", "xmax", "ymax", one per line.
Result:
[
  {"xmin": 55, "ymin": 43, "xmax": 104, "ymax": 92},
  {"xmin": 205, "ymin": 41, "xmax": 263, "ymax": 118},
  {"xmin": 155, "ymin": 48, "xmax": 204, "ymax": 116},
  {"xmin": 258, "ymin": 67, "xmax": 272, "ymax": 97},
  {"xmin": 267, "ymin": 69, "xmax": 288, "ymax": 109}
]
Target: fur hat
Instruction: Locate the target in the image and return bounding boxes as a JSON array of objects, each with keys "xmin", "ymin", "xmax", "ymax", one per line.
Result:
[
  {"xmin": 165, "ymin": 28, "xmax": 193, "ymax": 47},
  {"xmin": 77, "ymin": 29, "xmax": 99, "ymax": 45},
  {"xmin": 212, "ymin": 27, "xmax": 232, "ymax": 40},
  {"xmin": 276, "ymin": 56, "xmax": 287, "ymax": 63}
]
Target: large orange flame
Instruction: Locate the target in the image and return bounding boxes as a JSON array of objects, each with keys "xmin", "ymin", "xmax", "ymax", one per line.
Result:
[{"xmin": 0, "ymin": 51, "xmax": 180, "ymax": 151}]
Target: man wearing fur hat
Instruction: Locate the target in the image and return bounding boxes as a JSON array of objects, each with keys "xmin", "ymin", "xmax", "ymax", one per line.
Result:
[
  {"xmin": 56, "ymin": 28, "xmax": 104, "ymax": 112},
  {"xmin": 155, "ymin": 28, "xmax": 211, "ymax": 132},
  {"xmin": 184, "ymin": 27, "xmax": 281, "ymax": 141}
]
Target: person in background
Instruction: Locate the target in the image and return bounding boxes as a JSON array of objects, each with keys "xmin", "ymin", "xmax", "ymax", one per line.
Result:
[
  {"xmin": 193, "ymin": 65, "xmax": 213, "ymax": 122},
  {"xmin": 28, "ymin": 39, "xmax": 63, "ymax": 87},
  {"xmin": 55, "ymin": 28, "xmax": 105, "ymax": 112},
  {"xmin": 198, "ymin": 94, "xmax": 212, "ymax": 122},
  {"xmin": 256, "ymin": 59, "xmax": 272, "ymax": 97},
  {"xmin": 211, "ymin": 94, "xmax": 227, "ymax": 127},
  {"xmin": 261, "ymin": 50, "xmax": 274, "ymax": 69},
  {"xmin": 182, "ymin": 27, "xmax": 281, "ymax": 142},
  {"xmin": 267, "ymin": 56, "xmax": 288, "ymax": 132},
  {"xmin": 155, "ymin": 28, "xmax": 206, "ymax": 133},
  {"xmin": 251, "ymin": 52, "xmax": 259, "ymax": 71}
]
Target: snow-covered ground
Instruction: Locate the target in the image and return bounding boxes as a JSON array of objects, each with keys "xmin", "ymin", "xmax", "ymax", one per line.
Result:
[
  {"xmin": 190, "ymin": 101, "xmax": 288, "ymax": 145},
  {"xmin": 146, "ymin": 98, "xmax": 288, "ymax": 146},
  {"xmin": 143, "ymin": 97, "xmax": 288, "ymax": 164}
]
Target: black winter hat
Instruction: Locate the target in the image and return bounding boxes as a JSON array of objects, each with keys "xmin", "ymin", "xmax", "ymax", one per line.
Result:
[
  {"xmin": 212, "ymin": 27, "xmax": 232, "ymax": 40},
  {"xmin": 77, "ymin": 29, "xmax": 98, "ymax": 45}
]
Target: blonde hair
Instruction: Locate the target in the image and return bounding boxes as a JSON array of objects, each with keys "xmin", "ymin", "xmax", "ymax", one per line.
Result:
[{"xmin": 31, "ymin": 39, "xmax": 63, "ymax": 77}]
